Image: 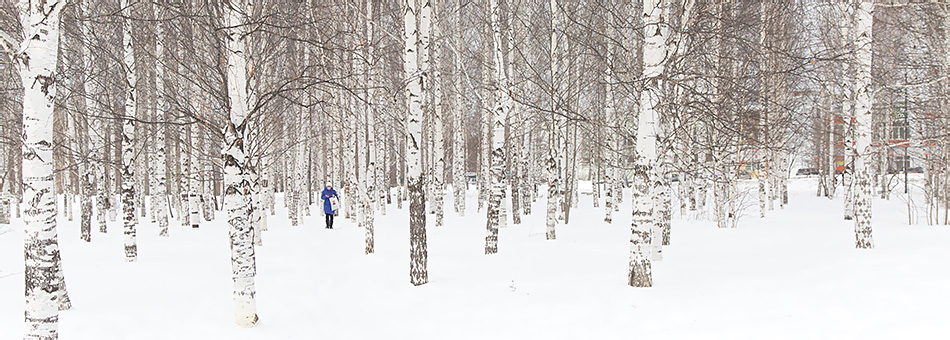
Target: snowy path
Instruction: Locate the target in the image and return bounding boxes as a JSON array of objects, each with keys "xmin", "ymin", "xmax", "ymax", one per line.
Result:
[{"xmin": 1, "ymin": 178, "xmax": 949, "ymax": 339}]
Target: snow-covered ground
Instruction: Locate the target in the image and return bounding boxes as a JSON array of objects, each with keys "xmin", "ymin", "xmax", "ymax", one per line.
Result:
[{"xmin": 2, "ymin": 177, "xmax": 949, "ymax": 339}]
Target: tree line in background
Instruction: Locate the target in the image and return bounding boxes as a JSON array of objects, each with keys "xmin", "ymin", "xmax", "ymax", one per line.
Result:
[{"xmin": 2, "ymin": 0, "xmax": 950, "ymax": 338}]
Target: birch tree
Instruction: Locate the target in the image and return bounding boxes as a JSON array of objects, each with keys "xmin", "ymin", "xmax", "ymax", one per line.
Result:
[
  {"xmin": 603, "ymin": 11, "xmax": 617, "ymax": 224},
  {"xmin": 78, "ymin": 0, "xmax": 95, "ymax": 242},
  {"xmin": 153, "ymin": 0, "xmax": 169, "ymax": 237},
  {"xmin": 545, "ymin": 0, "xmax": 562, "ymax": 241},
  {"xmin": 484, "ymin": 0, "xmax": 509, "ymax": 254},
  {"xmin": 852, "ymin": 0, "xmax": 873, "ymax": 249},
  {"xmin": 223, "ymin": 0, "xmax": 258, "ymax": 326},
  {"xmin": 432, "ymin": 4, "xmax": 446, "ymax": 228},
  {"xmin": 120, "ymin": 0, "xmax": 137, "ymax": 261},
  {"xmin": 629, "ymin": 0, "xmax": 670, "ymax": 287},
  {"xmin": 363, "ymin": 0, "xmax": 376, "ymax": 254},
  {"xmin": 13, "ymin": 0, "xmax": 73, "ymax": 337},
  {"xmin": 452, "ymin": 0, "xmax": 466, "ymax": 217},
  {"xmin": 404, "ymin": 0, "xmax": 428, "ymax": 286}
]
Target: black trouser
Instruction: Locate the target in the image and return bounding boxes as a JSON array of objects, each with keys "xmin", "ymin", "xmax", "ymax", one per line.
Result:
[{"xmin": 325, "ymin": 213, "xmax": 334, "ymax": 228}]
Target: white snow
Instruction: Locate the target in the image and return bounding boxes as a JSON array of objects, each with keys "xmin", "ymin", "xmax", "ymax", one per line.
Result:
[{"xmin": 2, "ymin": 177, "xmax": 949, "ymax": 339}]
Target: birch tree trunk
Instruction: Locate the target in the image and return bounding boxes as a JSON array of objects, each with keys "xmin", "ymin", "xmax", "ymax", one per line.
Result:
[
  {"xmin": 0, "ymin": 174, "xmax": 9, "ymax": 225},
  {"xmin": 838, "ymin": 1, "xmax": 856, "ymax": 221},
  {"xmin": 189, "ymin": 108, "xmax": 201, "ymax": 228},
  {"xmin": 604, "ymin": 23, "xmax": 617, "ymax": 224},
  {"xmin": 154, "ymin": 5, "xmax": 169, "ymax": 236},
  {"xmin": 202, "ymin": 137, "xmax": 215, "ymax": 221},
  {"xmin": 345, "ymin": 97, "xmax": 357, "ymax": 223},
  {"xmin": 299, "ymin": 47, "xmax": 311, "ymax": 221},
  {"xmin": 264, "ymin": 159, "xmax": 274, "ymax": 217},
  {"xmin": 521, "ymin": 112, "xmax": 532, "ymax": 217},
  {"xmin": 363, "ymin": 0, "xmax": 376, "ymax": 254},
  {"xmin": 433, "ymin": 44, "xmax": 445, "ymax": 227},
  {"xmin": 657, "ymin": 135, "xmax": 672, "ymax": 247},
  {"xmin": 712, "ymin": 1, "xmax": 734, "ymax": 230},
  {"xmin": 246, "ymin": 52, "xmax": 264, "ymax": 239},
  {"xmin": 478, "ymin": 56, "xmax": 490, "ymax": 214},
  {"xmin": 18, "ymin": 1, "xmax": 73, "ymax": 337},
  {"xmin": 180, "ymin": 126, "xmax": 189, "ymax": 226},
  {"xmin": 286, "ymin": 110, "xmax": 298, "ymax": 226},
  {"xmin": 404, "ymin": 0, "xmax": 428, "ymax": 286},
  {"xmin": 79, "ymin": 0, "xmax": 96, "ymax": 242},
  {"xmin": 485, "ymin": 0, "xmax": 508, "ymax": 254},
  {"xmin": 107, "ymin": 121, "xmax": 117, "ymax": 223},
  {"xmin": 424, "ymin": 0, "xmax": 445, "ymax": 228},
  {"xmin": 503, "ymin": 6, "xmax": 521, "ymax": 226},
  {"xmin": 827, "ymin": 97, "xmax": 837, "ymax": 198},
  {"xmin": 758, "ymin": 1, "xmax": 770, "ymax": 219},
  {"xmin": 121, "ymin": 0, "xmax": 138, "ymax": 262},
  {"xmin": 223, "ymin": 0, "xmax": 258, "ymax": 326},
  {"xmin": 545, "ymin": 0, "xmax": 562, "ymax": 240},
  {"xmin": 852, "ymin": 0, "xmax": 874, "ymax": 249},
  {"xmin": 629, "ymin": 0, "xmax": 670, "ymax": 287},
  {"xmin": 452, "ymin": 0, "xmax": 466, "ymax": 217}
]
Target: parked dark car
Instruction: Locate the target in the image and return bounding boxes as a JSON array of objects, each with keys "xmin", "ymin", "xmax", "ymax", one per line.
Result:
[
  {"xmin": 737, "ymin": 170, "xmax": 752, "ymax": 179},
  {"xmin": 796, "ymin": 168, "xmax": 819, "ymax": 176}
]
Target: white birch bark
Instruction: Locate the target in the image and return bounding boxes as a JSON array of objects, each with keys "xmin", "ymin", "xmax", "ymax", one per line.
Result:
[
  {"xmin": 779, "ymin": 151, "xmax": 788, "ymax": 207},
  {"xmin": 478, "ymin": 57, "xmax": 490, "ymax": 214},
  {"xmin": 299, "ymin": 47, "xmax": 311, "ymax": 221},
  {"xmin": 419, "ymin": 0, "xmax": 445, "ymax": 226},
  {"xmin": 852, "ymin": 0, "xmax": 874, "ymax": 249},
  {"xmin": 520, "ymin": 17, "xmax": 533, "ymax": 217},
  {"xmin": 838, "ymin": 1, "xmax": 856, "ymax": 221},
  {"xmin": 120, "ymin": 0, "xmax": 138, "ymax": 261},
  {"xmin": 249, "ymin": 64, "xmax": 266, "ymax": 237},
  {"xmin": 452, "ymin": 0, "xmax": 466, "ymax": 217},
  {"xmin": 154, "ymin": 6, "xmax": 169, "ymax": 236},
  {"xmin": 17, "ymin": 0, "xmax": 72, "ymax": 337},
  {"xmin": 189, "ymin": 106, "xmax": 201, "ymax": 228},
  {"xmin": 629, "ymin": 0, "xmax": 670, "ymax": 286},
  {"xmin": 108, "ymin": 125, "xmax": 118, "ymax": 223},
  {"xmin": 362, "ymin": 0, "xmax": 376, "ymax": 254},
  {"xmin": 264, "ymin": 159, "xmax": 274, "ymax": 217},
  {"xmin": 431, "ymin": 1, "xmax": 445, "ymax": 228},
  {"xmin": 202, "ymin": 139, "xmax": 215, "ymax": 221},
  {"xmin": 286, "ymin": 115, "xmax": 298, "ymax": 226},
  {"xmin": 505, "ymin": 4, "xmax": 521, "ymax": 226},
  {"xmin": 180, "ymin": 126, "xmax": 191, "ymax": 227},
  {"xmin": 712, "ymin": 1, "xmax": 733, "ymax": 229},
  {"xmin": 94, "ymin": 103, "xmax": 107, "ymax": 233},
  {"xmin": 657, "ymin": 130, "xmax": 672, "ymax": 247},
  {"xmin": 604, "ymin": 28, "xmax": 617, "ymax": 224},
  {"xmin": 521, "ymin": 113, "xmax": 532, "ymax": 217},
  {"xmin": 404, "ymin": 0, "xmax": 428, "ymax": 286},
  {"xmin": 828, "ymin": 98, "xmax": 837, "ymax": 198},
  {"xmin": 545, "ymin": 0, "xmax": 561, "ymax": 240},
  {"xmin": 78, "ymin": 0, "xmax": 96, "ymax": 241},
  {"xmin": 251, "ymin": 164, "xmax": 262, "ymax": 246},
  {"xmin": 223, "ymin": 0, "xmax": 258, "ymax": 326},
  {"xmin": 377, "ymin": 132, "xmax": 387, "ymax": 216},
  {"xmin": 344, "ymin": 91, "xmax": 356, "ymax": 223},
  {"xmin": 485, "ymin": 0, "xmax": 508, "ymax": 254}
]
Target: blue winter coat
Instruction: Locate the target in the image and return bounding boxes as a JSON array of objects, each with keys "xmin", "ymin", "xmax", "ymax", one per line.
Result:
[{"xmin": 322, "ymin": 187, "xmax": 338, "ymax": 214}]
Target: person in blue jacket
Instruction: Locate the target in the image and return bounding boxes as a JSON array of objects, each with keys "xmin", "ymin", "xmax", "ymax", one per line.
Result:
[{"xmin": 322, "ymin": 182, "xmax": 339, "ymax": 229}]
